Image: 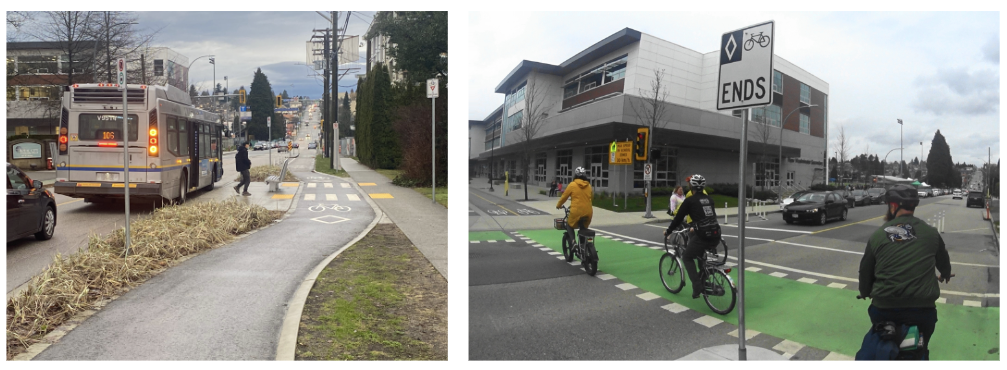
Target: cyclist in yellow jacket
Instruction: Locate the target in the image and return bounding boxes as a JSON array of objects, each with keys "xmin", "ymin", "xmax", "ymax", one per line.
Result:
[{"xmin": 556, "ymin": 167, "xmax": 593, "ymax": 229}]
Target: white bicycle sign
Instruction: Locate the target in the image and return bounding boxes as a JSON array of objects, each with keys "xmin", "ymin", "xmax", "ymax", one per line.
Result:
[
  {"xmin": 516, "ymin": 209, "xmax": 538, "ymax": 215},
  {"xmin": 486, "ymin": 209, "xmax": 508, "ymax": 216},
  {"xmin": 308, "ymin": 203, "xmax": 352, "ymax": 212}
]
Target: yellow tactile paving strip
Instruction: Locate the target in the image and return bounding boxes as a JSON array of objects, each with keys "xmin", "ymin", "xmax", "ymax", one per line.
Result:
[
  {"xmin": 358, "ymin": 182, "xmax": 377, "ymax": 186},
  {"xmin": 369, "ymin": 193, "xmax": 393, "ymax": 199},
  {"xmin": 271, "ymin": 194, "xmax": 295, "ymax": 199}
]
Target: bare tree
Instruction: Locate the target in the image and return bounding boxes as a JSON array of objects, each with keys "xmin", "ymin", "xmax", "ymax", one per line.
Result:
[
  {"xmin": 629, "ymin": 68, "xmax": 671, "ymax": 216},
  {"xmin": 91, "ymin": 12, "xmax": 158, "ymax": 84},
  {"xmin": 513, "ymin": 72, "xmax": 552, "ymax": 200},
  {"xmin": 748, "ymin": 111, "xmax": 778, "ymax": 193},
  {"xmin": 835, "ymin": 125, "xmax": 851, "ymax": 185},
  {"xmin": 28, "ymin": 11, "xmax": 98, "ymax": 86}
]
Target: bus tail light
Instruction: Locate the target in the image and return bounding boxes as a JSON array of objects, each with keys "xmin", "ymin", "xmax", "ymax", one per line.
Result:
[
  {"xmin": 98, "ymin": 142, "xmax": 118, "ymax": 147},
  {"xmin": 59, "ymin": 108, "xmax": 69, "ymax": 154},
  {"xmin": 148, "ymin": 110, "xmax": 159, "ymax": 157}
]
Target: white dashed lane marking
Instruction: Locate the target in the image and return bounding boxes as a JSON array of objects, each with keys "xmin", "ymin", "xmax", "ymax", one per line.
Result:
[
  {"xmin": 773, "ymin": 340, "xmax": 806, "ymax": 359},
  {"xmin": 341, "ymin": 183, "xmax": 350, "ymax": 188},
  {"xmin": 596, "ymin": 274, "xmax": 616, "ymax": 281},
  {"xmin": 307, "ymin": 183, "xmax": 317, "ymax": 188},
  {"xmin": 637, "ymin": 292, "xmax": 661, "ymax": 301},
  {"xmin": 662, "ymin": 303, "xmax": 689, "ymax": 314},
  {"xmin": 727, "ymin": 329, "xmax": 761, "ymax": 340},
  {"xmin": 693, "ymin": 316, "xmax": 723, "ymax": 328},
  {"xmin": 346, "ymin": 194, "xmax": 360, "ymax": 201},
  {"xmin": 797, "ymin": 277, "xmax": 818, "ymax": 284},
  {"xmin": 615, "ymin": 283, "xmax": 637, "ymax": 291},
  {"xmin": 304, "ymin": 194, "xmax": 315, "ymax": 201},
  {"xmin": 769, "ymin": 272, "xmax": 788, "ymax": 278},
  {"xmin": 745, "ymin": 267, "xmax": 762, "ymax": 272},
  {"xmin": 326, "ymin": 194, "xmax": 338, "ymax": 201},
  {"xmin": 827, "ymin": 283, "xmax": 847, "ymax": 289},
  {"xmin": 324, "ymin": 183, "xmax": 333, "ymax": 188}
]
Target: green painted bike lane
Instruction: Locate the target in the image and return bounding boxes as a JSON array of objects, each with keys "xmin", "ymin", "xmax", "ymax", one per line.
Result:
[{"xmin": 518, "ymin": 229, "xmax": 1000, "ymax": 360}]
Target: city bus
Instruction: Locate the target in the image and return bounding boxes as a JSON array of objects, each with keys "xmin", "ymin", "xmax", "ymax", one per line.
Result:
[{"xmin": 54, "ymin": 83, "xmax": 224, "ymax": 204}]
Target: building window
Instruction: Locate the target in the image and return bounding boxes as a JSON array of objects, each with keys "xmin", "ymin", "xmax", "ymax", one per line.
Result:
[
  {"xmin": 17, "ymin": 55, "xmax": 58, "ymax": 74},
  {"xmin": 508, "ymin": 110, "xmax": 523, "ymax": 130},
  {"xmin": 16, "ymin": 85, "xmax": 61, "ymax": 101},
  {"xmin": 786, "ymin": 171, "xmax": 795, "ymax": 186},
  {"xmin": 555, "ymin": 149, "xmax": 573, "ymax": 185},
  {"xmin": 799, "ymin": 113, "xmax": 810, "ymax": 134},
  {"xmin": 823, "ymin": 95, "xmax": 828, "ymax": 129},
  {"xmin": 7, "ymin": 57, "xmax": 16, "ymax": 75},
  {"xmin": 751, "ymin": 106, "xmax": 766, "ymax": 124},
  {"xmin": 634, "ymin": 146, "xmax": 677, "ymax": 189},
  {"xmin": 756, "ymin": 159, "xmax": 779, "ymax": 188},
  {"xmin": 767, "ymin": 104, "xmax": 782, "ymax": 127},
  {"xmin": 535, "ymin": 152, "xmax": 547, "ymax": 183},
  {"xmin": 562, "ymin": 54, "xmax": 628, "ymax": 100},
  {"xmin": 60, "ymin": 54, "xmax": 88, "ymax": 74},
  {"xmin": 154, "ymin": 59, "xmax": 164, "ymax": 77},
  {"xmin": 505, "ymin": 81, "xmax": 526, "ymax": 111},
  {"xmin": 800, "ymin": 83, "xmax": 810, "ymax": 105},
  {"xmin": 773, "ymin": 70, "xmax": 782, "ymax": 94},
  {"xmin": 583, "ymin": 146, "xmax": 610, "ymax": 188}
]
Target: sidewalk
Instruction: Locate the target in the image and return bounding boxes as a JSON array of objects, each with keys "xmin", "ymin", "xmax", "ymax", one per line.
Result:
[
  {"xmin": 469, "ymin": 176, "xmax": 781, "ymax": 231},
  {"xmin": 341, "ymin": 157, "xmax": 448, "ymax": 280}
]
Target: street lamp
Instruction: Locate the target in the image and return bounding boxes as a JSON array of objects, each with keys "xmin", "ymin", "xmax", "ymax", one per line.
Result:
[
  {"xmin": 897, "ymin": 119, "xmax": 903, "ymax": 177},
  {"xmin": 778, "ymin": 104, "xmax": 817, "ymax": 200},
  {"xmin": 489, "ymin": 122, "xmax": 497, "ymax": 192},
  {"xmin": 882, "ymin": 147, "xmax": 904, "ymax": 189},
  {"xmin": 186, "ymin": 54, "xmax": 215, "ymax": 88}
]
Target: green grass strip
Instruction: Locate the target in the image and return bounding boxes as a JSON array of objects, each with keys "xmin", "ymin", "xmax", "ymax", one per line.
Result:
[
  {"xmin": 469, "ymin": 231, "xmax": 511, "ymax": 241},
  {"xmin": 518, "ymin": 229, "xmax": 1000, "ymax": 360}
]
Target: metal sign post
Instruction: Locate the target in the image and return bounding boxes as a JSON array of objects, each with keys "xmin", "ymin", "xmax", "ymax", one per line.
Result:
[
  {"xmin": 334, "ymin": 121, "xmax": 340, "ymax": 171},
  {"xmin": 267, "ymin": 116, "xmax": 272, "ymax": 166},
  {"xmin": 117, "ymin": 58, "xmax": 131, "ymax": 257},
  {"xmin": 428, "ymin": 78, "xmax": 439, "ymax": 204},
  {"xmin": 716, "ymin": 20, "xmax": 775, "ymax": 361}
]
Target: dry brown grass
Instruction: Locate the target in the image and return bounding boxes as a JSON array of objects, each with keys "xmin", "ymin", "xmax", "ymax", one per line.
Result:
[
  {"xmin": 234, "ymin": 165, "xmax": 299, "ymax": 183},
  {"xmin": 5, "ymin": 199, "xmax": 282, "ymax": 359}
]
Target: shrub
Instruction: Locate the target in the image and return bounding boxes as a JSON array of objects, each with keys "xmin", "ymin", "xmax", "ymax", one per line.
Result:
[{"xmin": 809, "ymin": 184, "xmax": 838, "ymax": 191}]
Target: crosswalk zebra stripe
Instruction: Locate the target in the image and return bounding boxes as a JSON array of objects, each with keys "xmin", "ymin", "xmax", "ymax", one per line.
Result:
[
  {"xmin": 346, "ymin": 194, "xmax": 360, "ymax": 201},
  {"xmin": 304, "ymin": 194, "xmax": 315, "ymax": 201},
  {"xmin": 326, "ymin": 194, "xmax": 338, "ymax": 201}
]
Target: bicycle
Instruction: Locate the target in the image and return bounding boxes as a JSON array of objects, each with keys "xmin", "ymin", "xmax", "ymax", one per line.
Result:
[
  {"xmin": 556, "ymin": 206, "xmax": 598, "ymax": 276},
  {"xmin": 659, "ymin": 228, "xmax": 737, "ymax": 315},
  {"xmin": 743, "ymin": 31, "xmax": 771, "ymax": 51},
  {"xmin": 666, "ymin": 222, "xmax": 729, "ymax": 264},
  {"xmin": 855, "ymin": 294, "xmax": 929, "ymax": 360}
]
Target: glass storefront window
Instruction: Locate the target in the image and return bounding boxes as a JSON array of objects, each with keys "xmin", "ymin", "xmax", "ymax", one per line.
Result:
[{"xmin": 800, "ymin": 113, "xmax": 810, "ymax": 134}]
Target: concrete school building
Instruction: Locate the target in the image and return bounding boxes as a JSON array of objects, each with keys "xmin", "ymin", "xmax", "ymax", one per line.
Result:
[{"xmin": 469, "ymin": 28, "xmax": 830, "ymax": 195}]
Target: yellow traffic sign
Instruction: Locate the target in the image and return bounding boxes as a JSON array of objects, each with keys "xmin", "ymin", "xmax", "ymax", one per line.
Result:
[{"xmin": 609, "ymin": 141, "xmax": 632, "ymax": 164}]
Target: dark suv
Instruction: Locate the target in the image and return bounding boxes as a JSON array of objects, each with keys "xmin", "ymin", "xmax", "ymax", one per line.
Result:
[
  {"xmin": 7, "ymin": 163, "xmax": 57, "ymax": 242},
  {"xmin": 867, "ymin": 187, "xmax": 886, "ymax": 204},
  {"xmin": 966, "ymin": 191, "xmax": 986, "ymax": 208}
]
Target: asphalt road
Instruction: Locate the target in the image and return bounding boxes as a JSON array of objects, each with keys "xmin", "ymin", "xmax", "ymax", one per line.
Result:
[
  {"xmin": 470, "ymin": 194, "xmax": 1000, "ymax": 360},
  {"xmin": 469, "ymin": 187, "xmax": 548, "ymax": 217},
  {"xmin": 6, "ymin": 148, "xmax": 290, "ymax": 297},
  {"xmin": 34, "ymin": 152, "xmax": 375, "ymax": 360}
]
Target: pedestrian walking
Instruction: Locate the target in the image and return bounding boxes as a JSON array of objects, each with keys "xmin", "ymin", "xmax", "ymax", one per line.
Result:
[
  {"xmin": 234, "ymin": 141, "xmax": 252, "ymax": 196},
  {"xmin": 549, "ymin": 179, "xmax": 557, "ymax": 197},
  {"xmin": 668, "ymin": 186, "xmax": 685, "ymax": 216}
]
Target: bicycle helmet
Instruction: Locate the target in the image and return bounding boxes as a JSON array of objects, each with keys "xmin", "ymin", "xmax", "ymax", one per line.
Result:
[
  {"xmin": 573, "ymin": 167, "xmax": 588, "ymax": 178},
  {"xmin": 689, "ymin": 174, "xmax": 706, "ymax": 188},
  {"xmin": 885, "ymin": 184, "xmax": 920, "ymax": 208}
]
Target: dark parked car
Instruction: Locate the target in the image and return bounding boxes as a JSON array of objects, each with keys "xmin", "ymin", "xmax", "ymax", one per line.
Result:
[
  {"xmin": 782, "ymin": 191, "xmax": 848, "ymax": 225},
  {"xmin": 966, "ymin": 191, "xmax": 985, "ymax": 208},
  {"xmin": 779, "ymin": 190, "xmax": 812, "ymax": 211},
  {"xmin": 835, "ymin": 189, "xmax": 857, "ymax": 208},
  {"xmin": 867, "ymin": 187, "xmax": 886, "ymax": 204},
  {"xmin": 7, "ymin": 163, "xmax": 57, "ymax": 242},
  {"xmin": 851, "ymin": 190, "xmax": 869, "ymax": 206}
]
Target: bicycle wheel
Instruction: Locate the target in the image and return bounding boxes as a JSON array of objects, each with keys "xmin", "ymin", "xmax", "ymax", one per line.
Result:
[
  {"xmin": 759, "ymin": 36, "xmax": 770, "ymax": 47},
  {"xmin": 583, "ymin": 244, "xmax": 598, "ymax": 276},
  {"xmin": 744, "ymin": 39, "xmax": 754, "ymax": 51},
  {"xmin": 659, "ymin": 253, "xmax": 685, "ymax": 293},
  {"xmin": 703, "ymin": 268, "xmax": 737, "ymax": 315},
  {"xmin": 562, "ymin": 233, "xmax": 574, "ymax": 262},
  {"xmin": 709, "ymin": 238, "xmax": 728, "ymax": 265}
]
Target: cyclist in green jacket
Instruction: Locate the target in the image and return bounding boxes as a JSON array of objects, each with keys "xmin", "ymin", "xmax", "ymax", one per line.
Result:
[{"xmin": 858, "ymin": 185, "xmax": 953, "ymax": 360}]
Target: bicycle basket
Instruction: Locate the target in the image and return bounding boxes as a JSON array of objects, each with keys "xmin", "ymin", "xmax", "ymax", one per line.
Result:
[{"xmin": 553, "ymin": 218, "xmax": 566, "ymax": 230}]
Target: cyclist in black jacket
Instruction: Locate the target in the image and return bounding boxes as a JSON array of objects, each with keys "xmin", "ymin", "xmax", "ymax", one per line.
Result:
[{"xmin": 664, "ymin": 174, "xmax": 721, "ymax": 299}]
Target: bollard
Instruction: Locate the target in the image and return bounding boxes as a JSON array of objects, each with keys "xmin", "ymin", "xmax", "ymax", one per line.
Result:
[{"xmin": 725, "ymin": 202, "xmax": 728, "ymax": 224}]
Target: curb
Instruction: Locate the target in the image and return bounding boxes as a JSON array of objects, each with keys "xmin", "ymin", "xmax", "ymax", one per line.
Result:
[
  {"xmin": 989, "ymin": 216, "xmax": 999, "ymax": 252},
  {"xmin": 273, "ymin": 169, "xmax": 383, "ymax": 361}
]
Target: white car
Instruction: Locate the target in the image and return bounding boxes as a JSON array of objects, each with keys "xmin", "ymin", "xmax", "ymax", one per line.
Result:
[
  {"xmin": 918, "ymin": 190, "xmax": 928, "ymax": 198},
  {"xmin": 953, "ymin": 190, "xmax": 963, "ymax": 199}
]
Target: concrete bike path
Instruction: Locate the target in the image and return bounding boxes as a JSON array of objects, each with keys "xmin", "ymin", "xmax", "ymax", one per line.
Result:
[
  {"xmin": 518, "ymin": 229, "xmax": 1000, "ymax": 360},
  {"xmin": 32, "ymin": 164, "xmax": 375, "ymax": 360}
]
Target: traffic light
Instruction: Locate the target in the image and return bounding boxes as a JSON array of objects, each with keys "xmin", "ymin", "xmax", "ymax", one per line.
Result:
[
  {"xmin": 635, "ymin": 127, "xmax": 649, "ymax": 161},
  {"xmin": 239, "ymin": 89, "xmax": 246, "ymax": 104},
  {"xmin": 276, "ymin": 95, "xmax": 283, "ymax": 108}
]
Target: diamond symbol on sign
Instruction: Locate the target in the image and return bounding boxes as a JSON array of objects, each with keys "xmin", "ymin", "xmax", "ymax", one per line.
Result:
[
  {"xmin": 311, "ymin": 215, "xmax": 350, "ymax": 224},
  {"xmin": 725, "ymin": 35, "xmax": 737, "ymax": 60}
]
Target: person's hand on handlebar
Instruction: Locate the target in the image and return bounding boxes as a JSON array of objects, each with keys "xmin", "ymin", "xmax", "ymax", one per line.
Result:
[{"xmin": 938, "ymin": 273, "xmax": 955, "ymax": 284}]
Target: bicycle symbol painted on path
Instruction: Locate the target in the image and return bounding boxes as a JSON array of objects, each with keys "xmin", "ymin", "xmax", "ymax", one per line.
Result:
[
  {"xmin": 308, "ymin": 203, "xmax": 352, "ymax": 212},
  {"xmin": 486, "ymin": 209, "xmax": 508, "ymax": 216},
  {"xmin": 515, "ymin": 209, "xmax": 539, "ymax": 215},
  {"xmin": 743, "ymin": 32, "xmax": 770, "ymax": 51}
]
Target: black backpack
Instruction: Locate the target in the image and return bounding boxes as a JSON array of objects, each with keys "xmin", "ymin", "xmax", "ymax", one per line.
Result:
[{"xmin": 695, "ymin": 217, "xmax": 721, "ymax": 241}]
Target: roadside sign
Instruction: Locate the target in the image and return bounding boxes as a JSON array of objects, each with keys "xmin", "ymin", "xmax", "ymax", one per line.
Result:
[
  {"xmin": 608, "ymin": 141, "xmax": 632, "ymax": 164},
  {"xmin": 267, "ymin": 117, "xmax": 271, "ymax": 128},
  {"xmin": 240, "ymin": 106, "xmax": 247, "ymax": 112},
  {"xmin": 643, "ymin": 163, "xmax": 653, "ymax": 181},
  {"xmin": 427, "ymin": 78, "xmax": 439, "ymax": 98},
  {"xmin": 717, "ymin": 20, "xmax": 774, "ymax": 110},
  {"xmin": 116, "ymin": 58, "xmax": 126, "ymax": 88}
]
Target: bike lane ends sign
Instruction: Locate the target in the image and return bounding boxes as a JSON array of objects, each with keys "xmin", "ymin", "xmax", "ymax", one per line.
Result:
[{"xmin": 717, "ymin": 21, "xmax": 774, "ymax": 111}]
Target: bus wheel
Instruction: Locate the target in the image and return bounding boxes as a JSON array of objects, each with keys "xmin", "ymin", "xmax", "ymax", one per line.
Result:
[{"xmin": 176, "ymin": 171, "xmax": 187, "ymax": 205}]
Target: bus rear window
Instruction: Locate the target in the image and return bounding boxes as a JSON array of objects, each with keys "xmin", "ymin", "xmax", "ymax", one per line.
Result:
[{"xmin": 79, "ymin": 114, "xmax": 139, "ymax": 142}]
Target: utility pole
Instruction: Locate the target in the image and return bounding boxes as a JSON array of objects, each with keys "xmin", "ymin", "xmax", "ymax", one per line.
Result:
[
  {"xmin": 323, "ymin": 28, "xmax": 331, "ymax": 160},
  {"xmin": 331, "ymin": 11, "xmax": 339, "ymax": 171}
]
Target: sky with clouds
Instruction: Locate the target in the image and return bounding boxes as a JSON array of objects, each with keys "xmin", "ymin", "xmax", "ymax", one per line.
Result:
[
  {"xmin": 468, "ymin": 11, "xmax": 1000, "ymax": 167},
  {"xmin": 129, "ymin": 11, "xmax": 373, "ymax": 98}
]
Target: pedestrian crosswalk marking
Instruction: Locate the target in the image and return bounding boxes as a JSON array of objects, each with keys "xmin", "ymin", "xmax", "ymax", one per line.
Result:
[
  {"xmin": 728, "ymin": 329, "xmax": 761, "ymax": 340},
  {"xmin": 341, "ymin": 183, "xmax": 350, "ymax": 188},
  {"xmin": 324, "ymin": 183, "xmax": 334, "ymax": 188},
  {"xmin": 745, "ymin": 267, "xmax": 762, "ymax": 272},
  {"xmin": 596, "ymin": 274, "xmax": 616, "ymax": 281},
  {"xmin": 538, "ymin": 247, "xmax": 551, "ymax": 252},
  {"xmin": 308, "ymin": 183, "xmax": 317, "ymax": 188},
  {"xmin": 823, "ymin": 352, "xmax": 853, "ymax": 361},
  {"xmin": 773, "ymin": 340, "xmax": 805, "ymax": 359},
  {"xmin": 963, "ymin": 300, "xmax": 981, "ymax": 307},
  {"xmin": 797, "ymin": 277, "xmax": 818, "ymax": 284},
  {"xmin": 936, "ymin": 297, "xmax": 947, "ymax": 304},
  {"xmin": 827, "ymin": 283, "xmax": 847, "ymax": 289},
  {"xmin": 304, "ymin": 194, "xmax": 316, "ymax": 201},
  {"xmin": 470, "ymin": 240, "xmax": 480, "ymax": 244},
  {"xmin": 769, "ymin": 272, "xmax": 788, "ymax": 278},
  {"xmin": 326, "ymin": 194, "xmax": 338, "ymax": 201},
  {"xmin": 547, "ymin": 252, "xmax": 562, "ymax": 256},
  {"xmin": 346, "ymin": 194, "xmax": 360, "ymax": 201}
]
